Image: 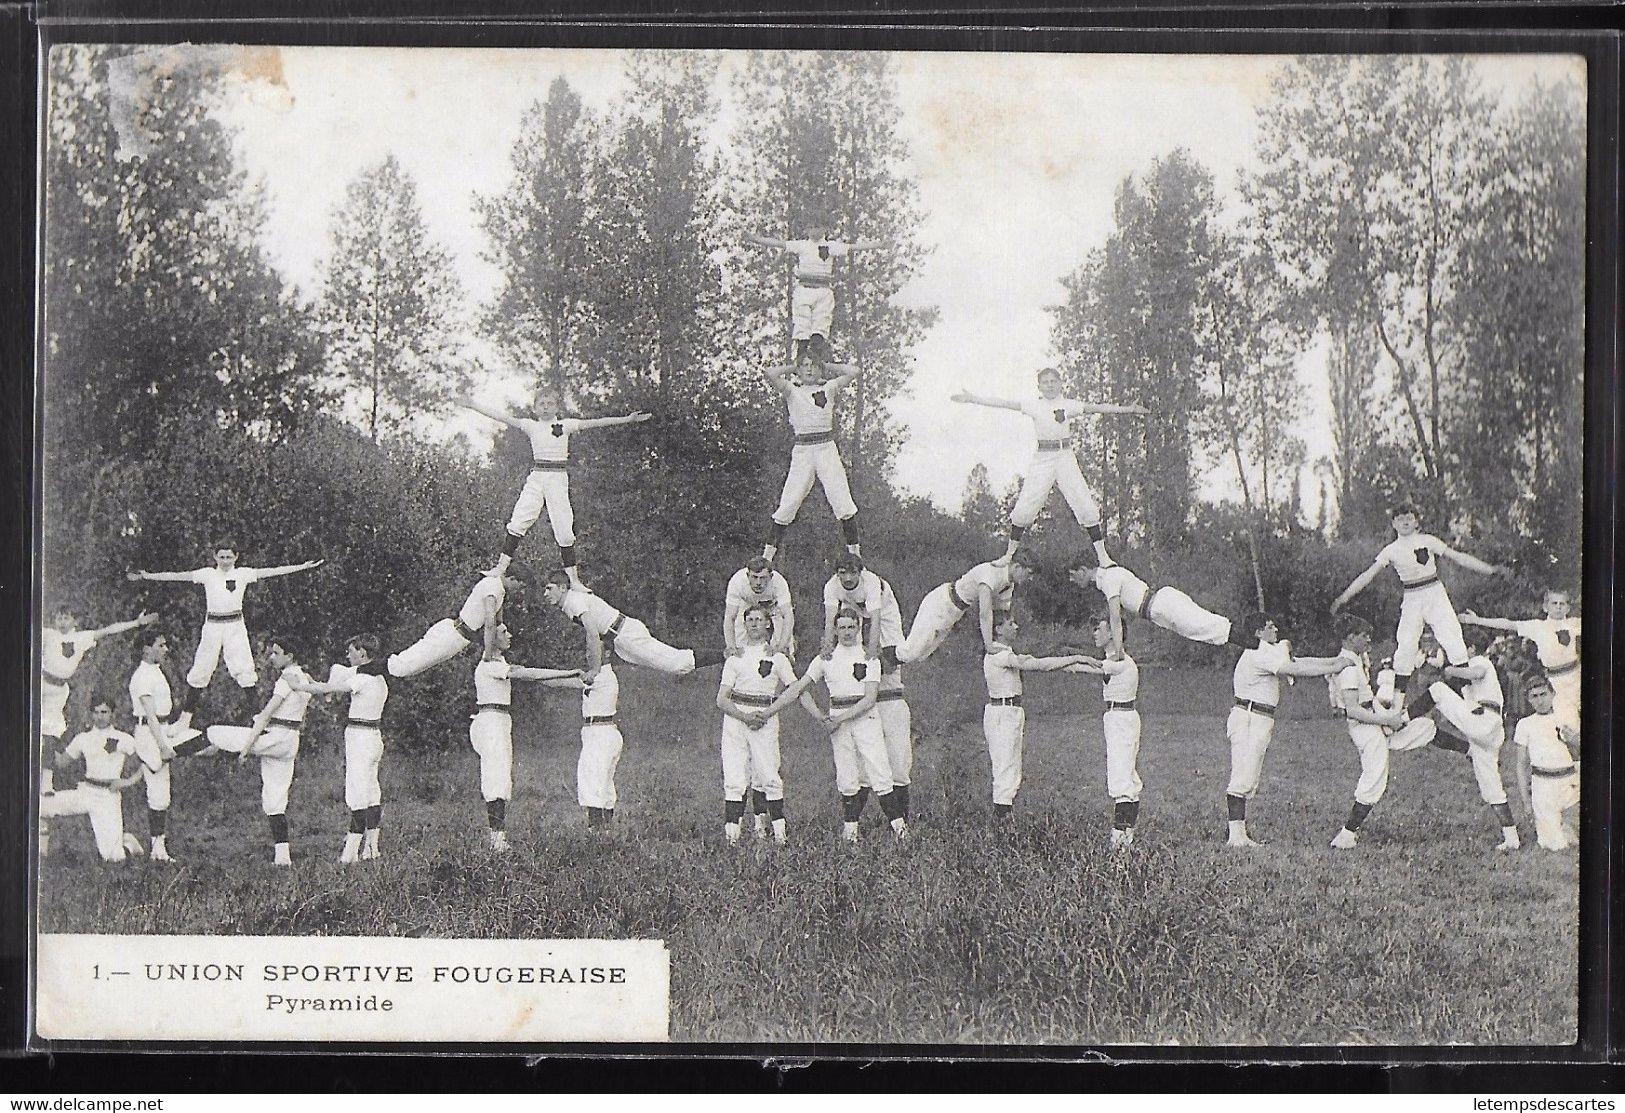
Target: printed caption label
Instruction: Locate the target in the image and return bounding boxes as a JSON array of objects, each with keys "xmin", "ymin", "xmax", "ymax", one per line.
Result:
[{"xmin": 37, "ymin": 934, "xmax": 669, "ymax": 1042}]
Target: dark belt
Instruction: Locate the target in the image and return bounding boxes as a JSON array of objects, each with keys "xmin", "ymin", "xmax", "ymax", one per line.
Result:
[
  {"xmin": 530, "ymin": 460, "xmax": 569, "ymax": 472},
  {"xmin": 730, "ymin": 692, "xmax": 774, "ymax": 707},
  {"xmin": 1401, "ymin": 575, "xmax": 1439, "ymax": 592},
  {"xmin": 1105, "ymin": 700, "xmax": 1137, "ymax": 711},
  {"xmin": 80, "ymin": 776, "xmax": 121, "ymax": 789},
  {"xmin": 1035, "ymin": 438, "xmax": 1073, "ymax": 451},
  {"xmin": 604, "ymin": 614, "xmax": 626, "ymax": 641},
  {"xmin": 583, "ymin": 715, "xmax": 618, "ymax": 726},
  {"xmin": 475, "ymin": 703, "xmax": 510, "ymax": 715},
  {"xmin": 42, "ymin": 671, "xmax": 71, "ymax": 688},
  {"xmin": 1546, "ymin": 660, "xmax": 1579, "ymax": 677},
  {"xmin": 1470, "ymin": 701, "xmax": 1503, "ymax": 716},
  {"xmin": 206, "ymin": 611, "xmax": 244, "ymax": 623},
  {"xmin": 269, "ymin": 717, "xmax": 304, "ymax": 730},
  {"xmin": 1234, "ymin": 698, "xmax": 1276, "ymax": 718},
  {"xmin": 1532, "ymin": 765, "xmax": 1577, "ymax": 779},
  {"xmin": 830, "ymin": 695, "xmax": 865, "ymax": 708},
  {"xmin": 947, "ymin": 582, "xmax": 970, "ymax": 611},
  {"xmin": 346, "ymin": 718, "xmax": 382, "ymax": 730},
  {"xmin": 794, "ymin": 431, "xmax": 835, "ymax": 446},
  {"xmin": 795, "ymin": 274, "xmax": 833, "ymax": 288},
  {"xmin": 452, "ymin": 617, "xmax": 478, "ymax": 640},
  {"xmin": 876, "ymin": 689, "xmax": 906, "ymax": 703},
  {"xmin": 988, "ymin": 696, "xmax": 1023, "ymax": 707},
  {"xmin": 1137, "ymin": 586, "xmax": 1161, "ymax": 621}
]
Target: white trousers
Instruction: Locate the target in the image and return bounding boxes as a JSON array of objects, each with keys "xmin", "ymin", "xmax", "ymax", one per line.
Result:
[
  {"xmin": 188, "ymin": 619, "xmax": 258, "ymax": 688},
  {"xmin": 207, "ymin": 725, "xmax": 299, "ymax": 814},
  {"xmin": 1429, "ymin": 684, "xmax": 1507, "ymax": 805},
  {"xmin": 1392, "ymin": 582, "xmax": 1468, "ymax": 672},
  {"xmin": 470, "ymin": 711, "xmax": 513, "ymax": 802},
  {"xmin": 773, "ymin": 442, "xmax": 857, "ymax": 524},
  {"xmin": 1011, "ymin": 451, "xmax": 1101, "ymax": 529},
  {"xmin": 831, "ymin": 712, "xmax": 892, "ymax": 797},
  {"xmin": 344, "ymin": 726, "xmax": 385, "ymax": 811},
  {"xmin": 720, "ymin": 717, "xmax": 784, "ymax": 800},
  {"xmin": 877, "ymin": 692, "xmax": 912, "ymax": 787},
  {"xmin": 1225, "ymin": 706, "xmax": 1275, "ymax": 798},
  {"xmin": 388, "ymin": 618, "xmax": 472, "ymax": 678},
  {"xmin": 1104, "ymin": 708, "xmax": 1143, "ymax": 802},
  {"xmin": 983, "ymin": 705, "xmax": 1025, "ymax": 806},
  {"xmin": 1347, "ymin": 723, "xmax": 1391, "ymax": 805},
  {"xmin": 792, "ymin": 284, "xmax": 834, "ymax": 340},
  {"xmin": 1146, "ymin": 587, "xmax": 1232, "ymax": 646},
  {"xmin": 577, "ymin": 723, "xmax": 623, "ymax": 809},
  {"xmin": 41, "ymin": 682, "xmax": 70, "ymax": 740},
  {"xmin": 896, "ymin": 585, "xmax": 966, "ymax": 665},
  {"xmin": 507, "ymin": 468, "xmax": 575, "ymax": 547},
  {"xmin": 611, "ymin": 618, "xmax": 696, "ymax": 676},
  {"xmin": 143, "ymin": 762, "xmax": 171, "ymax": 811},
  {"xmin": 41, "ymin": 785, "xmax": 126, "ymax": 860},
  {"xmin": 1529, "ymin": 770, "xmax": 1579, "ymax": 850}
]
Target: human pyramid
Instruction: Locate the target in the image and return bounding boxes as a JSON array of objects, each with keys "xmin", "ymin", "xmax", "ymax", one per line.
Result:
[{"xmin": 39, "ymin": 224, "xmax": 1583, "ymax": 867}]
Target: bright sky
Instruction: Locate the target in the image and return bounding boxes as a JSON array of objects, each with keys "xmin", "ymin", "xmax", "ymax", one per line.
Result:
[{"xmin": 208, "ymin": 46, "xmax": 1578, "ymax": 514}]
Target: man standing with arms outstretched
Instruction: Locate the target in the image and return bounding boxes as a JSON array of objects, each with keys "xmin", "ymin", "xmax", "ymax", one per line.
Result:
[
  {"xmin": 291, "ymin": 634, "xmax": 391, "ymax": 863},
  {"xmin": 455, "ymin": 392, "xmax": 650, "ymax": 587},
  {"xmin": 1225, "ymin": 612, "xmax": 1353, "ymax": 848},
  {"xmin": 952, "ymin": 369, "xmax": 1149, "ymax": 567},
  {"xmin": 761, "ymin": 361, "xmax": 864, "ymax": 560},
  {"xmin": 1329, "ymin": 506, "xmax": 1506, "ymax": 701},
  {"xmin": 468, "ymin": 624, "xmax": 580, "ymax": 851},
  {"xmin": 127, "ymin": 545, "xmax": 322, "ymax": 718},
  {"xmin": 745, "ymin": 225, "xmax": 882, "ymax": 366}
]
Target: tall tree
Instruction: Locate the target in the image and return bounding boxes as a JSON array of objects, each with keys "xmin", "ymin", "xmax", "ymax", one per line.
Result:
[
  {"xmin": 1244, "ymin": 55, "xmax": 1500, "ymax": 521},
  {"xmin": 1449, "ymin": 78, "xmax": 1585, "ymax": 565},
  {"xmin": 316, "ymin": 154, "xmax": 469, "ymax": 441},
  {"xmin": 478, "ymin": 77, "xmax": 599, "ymax": 406},
  {"xmin": 1048, "ymin": 151, "xmax": 1221, "ymax": 547}
]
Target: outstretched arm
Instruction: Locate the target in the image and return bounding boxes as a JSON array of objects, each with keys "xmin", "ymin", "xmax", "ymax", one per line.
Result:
[
  {"xmin": 1439, "ymin": 545, "xmax": 1506, "ymax": 577},
  {"xmin": 1459, "ymin": 611, "xmax": 1519, "ymax": 632},
  {"xmin": 583, "ymin": 626, "xmax": 604, "ymax": 680},
  {"xmin": 950, "ymin": 389, "xmax": 1024, "ymax": 412},
  {"xmin": 453, "ymin": 395, "xmax": 529, "ymax": 431},
  {"xmin": 290, "ymin": 677, "xmax": 347, "ymax": 696},
  {"xmin": 1330, "ymin": 563, "xmax": 1382, "ymax": 612},
  {"xmin": 481, "ymin": 594, "xmax": 500, "ymax": 661},
  {"xmin": 540, "ymin": 676, "xmax": 586, "ymax": 692},
  {"xmin": 87, "ymin": 611, "xmax": 160, "ymax": 639},
  {"xmin": 576, "ymin": 412, "xmax": 653, "ymax": 432},
  {"xmin": 125, "ymin": 569, "xmax": 195, "ymax": 583},
  {"xmin": 723, "ymin": 602, "xmax": 743, "ymax": 655},
  {"xmin": 1443, "ymin": 659, "xmax": 1489, "ymax": 682},
  {"xmin": 746, "ymin": 233, "xmax": 789, "ymax": 251},
  {"xmin": 510, "ymin": 666, "xmax": 582, "ymax": 683},
  {"xmin": 255, "ymin": 559, "xmax": 324, "ymax": 580},
  {"xmin": 1014, "ymin": 653, "xmax": 1093, "ymax": 673},
  {"xmin": 1280, "ymin": 653, "xmax": 1354, "ymax": 680}
]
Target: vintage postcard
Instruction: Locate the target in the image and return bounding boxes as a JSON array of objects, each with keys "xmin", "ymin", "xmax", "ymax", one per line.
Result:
[{"xmin": 32, "ymin": 39, "xmax": 1591, "ymax": 1048}]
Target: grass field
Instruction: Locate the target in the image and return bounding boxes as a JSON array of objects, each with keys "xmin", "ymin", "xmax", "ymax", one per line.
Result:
[{"xmin": 37, "ymin": 646, "xmax": 1579, "ymax": 1046}]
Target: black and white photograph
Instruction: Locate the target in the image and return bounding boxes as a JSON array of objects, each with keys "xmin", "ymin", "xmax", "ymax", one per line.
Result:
[{"xmin": 32, "ymin": 39, "xmax": 1591, "ymax": 1048}]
